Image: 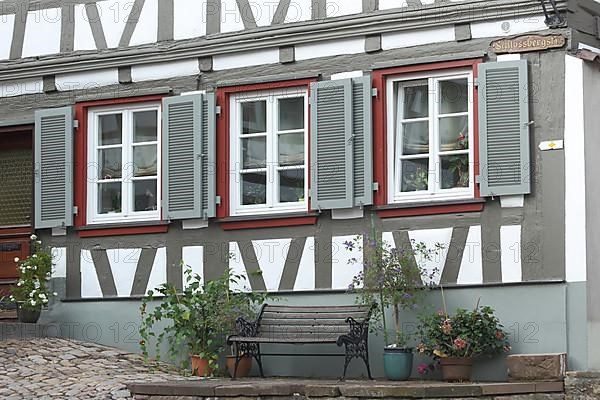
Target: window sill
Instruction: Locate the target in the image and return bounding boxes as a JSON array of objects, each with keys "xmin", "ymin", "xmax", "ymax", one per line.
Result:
[
  {"xmin": 375, "ymin": 198, "xmax": 485, "ymax": 218},
  {"xmin": 219, "ymin": 212, "xmax": 319, "ymax": 230},
  {"xmin": 76, "ymin": 221, "xmax": 169, "ymax": 237}
]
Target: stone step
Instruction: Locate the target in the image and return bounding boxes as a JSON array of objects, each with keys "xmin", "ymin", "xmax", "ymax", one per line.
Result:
[{"xmin": 507, "ymin": 353, "xmax": 567, "ymax": 382}]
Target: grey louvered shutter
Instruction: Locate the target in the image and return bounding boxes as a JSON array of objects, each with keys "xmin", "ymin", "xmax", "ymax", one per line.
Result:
[
  {"xmin": 478, "ymin": 60, "xmax": 531, "ymax": 196},
  {"xmin": 202, "ymin": 93, "xmax": 217, "ymax": 218},
  {"xmin": 34, "ymin": 107, "xmax": 74, "ymax": 229},
  {"xmin": 163, "ymin": 93, "xmax": 216, "ymax": 220},
  {"xmin": 310, "ymin": 78, "xmax": 373, "ymax": 210},
  {"xmin": 351, "ymin": 76, "xmax": 373, "ymax": 207}
]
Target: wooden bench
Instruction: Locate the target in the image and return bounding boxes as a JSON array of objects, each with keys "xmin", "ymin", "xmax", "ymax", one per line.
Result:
[{"xmin": 227, "ymin": 304, "xmax": 375, "ymax": 379}]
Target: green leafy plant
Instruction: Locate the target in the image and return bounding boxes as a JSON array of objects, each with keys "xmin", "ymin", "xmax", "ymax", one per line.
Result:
[
  {"xmin": 139, "ymin": 265, "xmax": 267, "ymax": 374},
  {"xmin": 10, "ymin": 234, "xmax": 56, "ymax": 311},
  {"xmin": 346, "ymin": 235, "xmax": 442, "ymax": 348},
  {"xmin": 402, "ymin": 167, "xmax": 429, "ymax": 192},
  {"xmin": 416, "ymin": 303, "xmax": 511, "ymax": 359}
]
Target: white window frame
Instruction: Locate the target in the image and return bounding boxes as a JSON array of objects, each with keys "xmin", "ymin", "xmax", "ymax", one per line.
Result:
[
  {"xmin": 229, "ymin": 87, "xmax": 309, "ymax": 216},
  {"xmin": 87, "ymin": 103, "xmax": 162, "ymax": 225},
  {"xmin": 386, "ymin": 69, "xmax": 475, "ymax": 204}
]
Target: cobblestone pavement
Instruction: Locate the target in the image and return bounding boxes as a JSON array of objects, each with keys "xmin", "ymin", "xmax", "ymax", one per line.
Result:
[{"xmin": 0, "ymin": 338, "xmax": 198, "ymax": 399}]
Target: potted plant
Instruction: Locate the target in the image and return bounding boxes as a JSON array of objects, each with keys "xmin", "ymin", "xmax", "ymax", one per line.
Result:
[
  {"xmin": 9, "ymin": 234, "xmax": 56, "ymax": 324},
  {"xmin": 416, "ymin": 302, "xmax": 511, "ymax": 381},
  {"xmin": 347, "ymin": 236, "xmax": 442, "ymax": 380},
  {"xmin": 139, "ymin": 266, "xmax": 266, "ymax": 377}
]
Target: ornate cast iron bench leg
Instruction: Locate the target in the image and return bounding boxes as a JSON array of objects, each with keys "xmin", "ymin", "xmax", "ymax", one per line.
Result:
[
  {"xmin": 232, "ymin": 341, "xmax": 265, "ymax": 379},
  {"xmin": 337, "ymin": 316, "xmax": 373, "ymax": 380}
]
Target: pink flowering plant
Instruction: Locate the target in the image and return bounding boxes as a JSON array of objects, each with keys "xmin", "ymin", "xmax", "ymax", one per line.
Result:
[
  {"xmin": 416, "ymin": 305, "xmax": 511, "ymax": 362},
  {"xmin": 10, "ymin": 235, "xmax": 56, "ymax": 311},
  {"xmin": 346, "ymin": 235, "xmax": 442, "ymax": 348}
]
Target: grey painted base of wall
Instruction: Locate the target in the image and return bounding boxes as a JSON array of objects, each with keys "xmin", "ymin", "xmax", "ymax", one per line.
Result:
[{"xmin": 41, "ymin": 282, "xmax": 586, "ymax": 380}]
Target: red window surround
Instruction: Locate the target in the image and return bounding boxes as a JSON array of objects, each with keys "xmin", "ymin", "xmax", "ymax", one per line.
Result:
[
  {"xmin": 73, "ymin": 95, "xmax": 169, "ymax": 238},
  {"xmin": 216, "ymin": 78, "xmax": 318, "ymax": 231},
  {"xmin": 371, "ymin": 58, "xmax": 484, "ymax": 218}
]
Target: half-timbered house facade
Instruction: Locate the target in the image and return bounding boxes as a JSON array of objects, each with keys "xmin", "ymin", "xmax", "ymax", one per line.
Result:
[{"xmin": 1, "ymin": 0, "xmax": 600, "ymax": 379}]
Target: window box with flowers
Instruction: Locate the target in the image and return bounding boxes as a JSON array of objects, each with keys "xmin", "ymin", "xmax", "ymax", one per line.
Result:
[{"xmin": 9, "ymin": 234, "xmax": 56, "ymax": 324}]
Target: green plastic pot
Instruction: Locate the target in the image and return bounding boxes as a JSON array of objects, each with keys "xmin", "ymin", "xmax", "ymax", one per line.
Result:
[{"xmin": 383, "ymin": 348, "xmax": 413, "ymax": 381}]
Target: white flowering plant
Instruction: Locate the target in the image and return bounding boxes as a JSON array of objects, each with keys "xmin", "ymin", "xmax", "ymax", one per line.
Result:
[{"xmin": 9, "ymin": 235, "xmax": 56, "ymax": 311}]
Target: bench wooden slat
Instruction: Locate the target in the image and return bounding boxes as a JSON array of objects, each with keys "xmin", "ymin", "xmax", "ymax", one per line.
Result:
[
  {"xmin": 259, "ymin": 325, "xmax": 350, "ymax": 334},
  {"xmin": 260, "ymin": 318, "xmax": 350, "ymax": 326},
  {"xmin": 228, "ymin": 336, "xmax": 340, "ymax": 344},
  {"xmin": 261, "ymin": 311, "xmax": 369, "ymax": 320},
  {"xmin": 264, "ymin": 305, "xmax": 370, "ymax": 313}
]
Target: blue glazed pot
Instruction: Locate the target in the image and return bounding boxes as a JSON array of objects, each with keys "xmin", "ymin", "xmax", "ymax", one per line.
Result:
[{"xmin": 383, "ymin": 348, "xmax": 414, "ymax": 381}]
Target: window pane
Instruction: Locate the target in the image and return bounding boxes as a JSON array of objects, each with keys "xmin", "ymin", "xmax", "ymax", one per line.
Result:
[
  {"xmin": 402, "ymin": 121, "xmax": 429, "ymax": 155},
  {"xmin": 99, "ymin": 148, "xmax": 122, "ymax": 179},
  {"xmin": 242, "ymin": 137, "xmax": 266, "ymax": 169},
  {"xmin": 99, "ymin": 114, "xmax": 122, "ymax": 145},
  {"xmin": 242, "ymin": 172, "xmax": 267, "ymax": 205},
  {"xmin": 133, "ymin": 110, "xmax": 158, "ymax": 143},
  {"xmin": 242, "ymin": 101, "xmax": 267, "ymax": 134},
  {"xmin": 402, "ymin": 84, "xmax": 429, "ymax": 119},
  {"xmin": 440, "ymin": 78, "xmax": 468, "ymax": 114},
  {"xmin": 439, "ymin": 116, "xmax": 469, "ymax": 151},
  {"xmin": 133, "ymin": 145, "xmax": 158, "ymax": 177},
  {"xmin": 278, "ymin": 97, "xmax": 304, "ymax": 131},
  {"xmin": 278, "ymin": 133, "xmax": 304, "ymax": 166},
  {"xmin": 98, "ymin": 182, "xmax": 121, "ymax": 214},
  {"xmin": 134, "ymin": 179, "xmax": 158, "ymax": 211},
  {"xmin": 401, "ymin": 159, "xmax": 429, "ymax": 192},
  {"xmin": 280, "ymin": 169, "xmax": 304, "ymax": 203},
  {"xmin": 441, "ymin": 154, "xmax": 470, "ymax": 189}
]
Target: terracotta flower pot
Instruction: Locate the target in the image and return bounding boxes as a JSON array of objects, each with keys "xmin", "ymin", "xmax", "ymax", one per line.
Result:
[
  {"xmin": 16, "ymin": 304, "xmax": 41, "ymax": 324},
  {"xmin": 226, "ymin": 355, "xmax": 252, "ymax": 378},
  {"xmin": 190, "ymin": 355, "xmax": 213, "ymax": 377},
  {"xmin": 439, "ymin": 357, "xmax": 473, "ymax": 381}
]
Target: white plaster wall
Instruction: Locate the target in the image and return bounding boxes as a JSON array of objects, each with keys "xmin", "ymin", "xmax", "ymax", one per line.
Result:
[
  {"xmin": 96, "ymin": 0, "xmax": 134, "ymax": 48},
  {"xmin": 221, "ymin": 0, "xmax": 245, "ymax": 33},
  {"xmin": 22, "ymin": 8, "xmax": 61, "ymax": 57},
  {"xmin": 73, "ymin": 4, "xmax": 97, "ymax": 51},
  {"xmin": 130, "ymin": 0, "xmax": 158, "ymax": 46},
  {"xmin": 285, "ymin": 0, "xmax": 312, "ymax": 23},
  {"xmin": 229, "ymin": 242, "xmax": 252, "ymax": 292},
  {"xmin": 471, "ymin": 15, "xmax": 548, "ymax": 39},
  {"xmin": 500, "ymin": 225, "xmax": 522, "ymax": 283},
  {"xmin": 107, "ymin": 248, "xmax": 141, "ymax": 297},
  {"xmin": 51, "ymin": 247, "xmax": 67, "ymax": 279},
  {"xmin": 173, "ymin": 0, "xmax": 206, "ymax": 40},
  {"xmin": 331, "ymin": 235, "xmax": 363, "ymax": 290},
  {"xmin": 146, "ymin": 247, "xmax": 167, "ymax": 293},
  {"xmin": 55, "ymin": 69, "xmax": 120, "ymax": 91},
  {"xmin": 249, "ymin": 0, "xmax": 281, "ymax": 27},
  {"xmin": 0, "ymin": 14, "xmax": 14, "ymax": 60},
  {"xmin": 182, "ymin": 245, "xmax": 204, "ymax": 287},
  {"xmin": 213, "ymin": 48, "xmax": 279, "ymax": 70},
  {"xmin": 80, "ymin": 250, "xmax": 103, "ymax": 298},
  {"xmin": 253, "ymin": 238, "xmax": 292, "ymax": 291},
  {"xmin": 131, "ymin": 59, "xmax": 199, "ymax": 81},
  {"xmin": 379, "ymin": 0, "xmax": 435, "ymax": 10},
  {"xmin": 381, "ymin": 26, "xmax": 454, "ymax": 50},
  {"xmin": 408, "ymin": 228, "xmax": 452, "ymax": 285},
  {"xmin": 327, "ymin": 0, "xmax": 362, "ymax": 17},
  {"xmin": 457, "ymin": 226, "xmax": 483, "ymax": 285},
  {"xmin": 0, "ymin": 78, "xmax": 43, "ymax": 98},
  {"xmin": 295, "ymin": 37, "xmax": 365, "ymax": 61},
  {"xmin": 294, "ymin": 237, "xmax": 316, "ymax": 291},
  {"xmin": 564, "ymin": 55, "xmax": 587, "ymax": 283}
]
